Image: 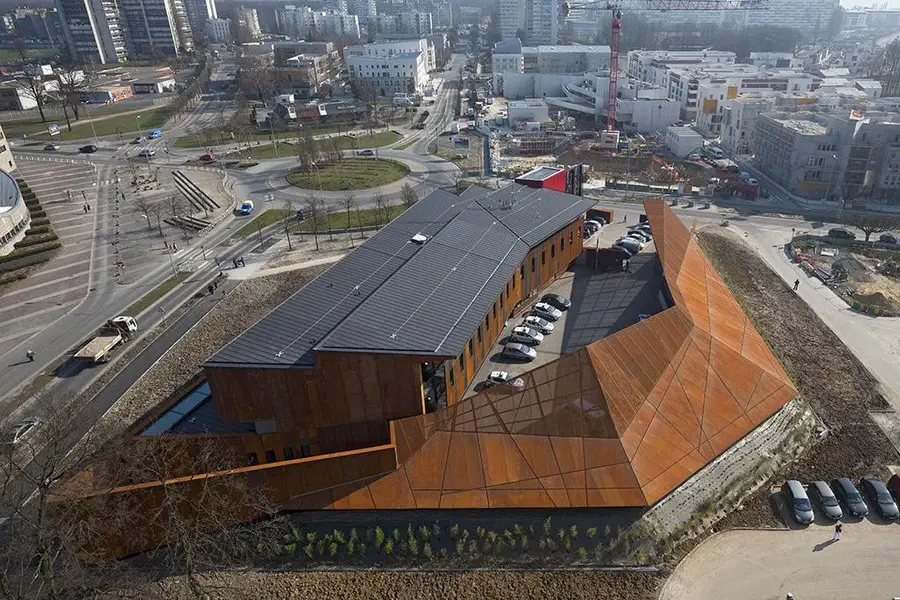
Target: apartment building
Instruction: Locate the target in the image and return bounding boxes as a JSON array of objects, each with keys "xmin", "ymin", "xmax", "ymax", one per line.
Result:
[
  {"xmin": 235, "ymin": 7, "xmax": 261, "ymax": 40},
  {"xmin": 694, "ymin": 70, "xmax": 817, "ymax": 135},
  {"xmin": 119, "ymin": 0, "xmax": 194, "ymax": 58},
  {"xmin": 372, "ymin": 12, "xmax": 432, "ymax": 38},
  {"xmin": 524, "ymin": 0, "xmax": 558, "ymax": 45},
  {"xmin": 434, "ymin": 1, "xmax": 452, "ymax": 27},
  {"xmin": 626, "ymin": 50, "xmax": 736, "ymax": 87},
  {"xmin": 348, "ymin": 0, "xmax": 376, "ymax": 20},
  {"xmin": 353, "ymin": 38, "xmax": 434, "ymax": 71},
  {"xmin": 639, "ymin": 0, "xmax": 838, "ymax": 34},
  {"xmin": 277, "ymin": 5, "xmax": 361, "ymax": 40},
  {"xmin": 347, "ymin": 43, "xmax": 428, "ymax": 97},
  {"xmin": 720, "ymin": 95, "xmax": 777, "ymax": 156},
  {"xmin": 183, "ymin": 0, "xmax": 216, "ymax": 37},
  {"xmin": 54, "ymin": 0, "xmax": 128, "ymax": 64},
  {"xmin": 205, "ymin": 17, "xmax": 231, "ymax": 42},
  {"xmin": 495, "ymin": 0, "xmax": 525, "ymax": 39},
  {"xmin": 492, "ymin": 39, "xmax": 610, "ymax": 75}
]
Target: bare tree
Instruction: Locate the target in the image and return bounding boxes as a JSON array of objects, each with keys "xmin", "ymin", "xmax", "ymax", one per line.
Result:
[
  {"xmin": 400, "ymin": 183, "xmax": 419, "ymax": 208},
  {"xmin": 11, "ymin": 68, "xmax": 50, "ymax": 123},
  {"xmin": 844, "ymin": 213, "xmax": 900, "ymax": 241},
  {"xmin": 133, "ymin": 196, "xmax": 157, "ymax": 231},
  {"xmin": 373, "ymin": 193, "xmax": 387, "ymax": 230},
  {"xmin": 342, "ymin": 193, "xmax": 356, "ymax": 246},
  {"xmin": 281, "ymin": 196, "xmax": 295, "ymax": 252},
  {"xmin": 148, "ymin": 203, "xmax": 165, "ymax": 237},
  {"xmin": 303, "ymin": 194, "xmax": 323, "ymax": 251},
  {"xmin": 451, "ymin": 170, "xmax": 466, "ymax": 193},
  {"xmin": 55, "ymin": 69, "xmax": 91, "ymax": 124},
  {"xmin": 165, "ymin": 194, "xmax": 189, "ymax": 219}
]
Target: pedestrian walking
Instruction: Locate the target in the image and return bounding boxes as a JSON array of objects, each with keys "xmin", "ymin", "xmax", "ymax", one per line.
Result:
[
  {"xmin": 793, "ymin": 279, "xmax": 800, "ymax": 291},
  {"xmin": 624, "ymin": 214, "xmax": 628, "ymax": 223},
  {"xmin": 83, "ymin": 204, "xmax": 88, "ymax": 214},
  {"xmin": 172, "ymin": 242, "xmax": 178, "ymax": 251},
  {"xmin": 232, "ymin": 257, "xmax": 238, "ymax": 269},
  {"xmin": 164, "ymin": 241, "xmax": 169, "ymax": 250},
  {"xmin": 25, "ymin": 350, "xmax": 34, "ymax": 362},
  {"xmin": 832, "ymin": 523, "xmax": 842, "ymax": 541},
  {"xmin": 87, "ymin": 203, "xmax": 91, "ymax": 212},
  {"xmin": 207, "ymin": 283, "xmax": 214, "ymax": 296}
]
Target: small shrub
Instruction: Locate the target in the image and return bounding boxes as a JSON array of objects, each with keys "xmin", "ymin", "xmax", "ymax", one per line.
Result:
[
  {"xmin": 539, "ymin": 537, "xmax": 548, "ymax": 551},
  {"xmin": 423, "ymin": 542, "xmax": 433, "ymax": 560},
  {"xmin": 520, "ymin": 535, "xmax": 528, "ymax": 551},
  {"xmin": 487, "ymin": 531, "xmax": 498, "ymax": 544},
  {"xmin": 593, "ymin": 544, "xmax": 604, "ymax": 561},
  {"xmin": 284, "ymin": 542, "xmax": 297, "ymax": 556},
  {"xmin": 440, "ymin": 548, "xmax": 448, "ymax": 559},
  {"xmin": 350, "ymin": 528, "xmax": 359, "ymax": 541},
  {"xmin": 634, "ymin": 549, "xmax": 646, "ymax": 564},
  {"xmin": 304, "ymin": 543, "xmax": 314, "ymax": 559},
  {"xmin": 546, "ymin": 538, "xmax": 557, "ymax": 552},
  {"xmin": 384, "ymin": 539, "xmax": 394, "ymax": 555},
  {"xmin": 347, "ymin": 540, "xmax": 356, "ymax": 556},
  {"xmin": 306, "ymin": 532, "xmax": 317, "ymax": 543},
  {"xmin": 604, "ymin": 525, "xmax": 611, "ymax": 538},
  {"xmin": 460, "ymin": 528, "xmax": 470, "ymax": 541},
  {"xmin": 432, "ymin": 522, "xmax": 441, "ymax": 537},
  {"xmin": 543, "ymin": 517, "xmax": 552, "ymax": 537},
  {"xmin": 482, "ymin": 540, "xmax": 492, "ymax": 554},
  {"xmin": 392, "ymin": 528, "xmax": 401, "ymax": 542},
  {"xmin": 557, "ymin": 528, "xmax": 566, "ymax": 541},
  {"xmin": 329, "ymin": 542, "xmax": 338, "ymax": 557},
  {"xmin": 587, "ymin": 526, "xmax": 597, "ymax": 539},
  {"xmin": 569, "ymin": 525, "xmax": 578, "ymax": 539},
  {"xmin": 576, "ymin": 546, "xmax": 588, "ymax": 561},
  {"xmin": 418, "ymin": 525, "xmax": 431, "ymax": 541},
  {"xmin": 359, "ymin": 542, "xmax": 367, "ymax": 555},
  {"xmin": 375, "ymin": 526, "xmax": 385, "ymax": 548},
  {"xmin": 408, "ymin": 538, "xmax": 419, "ymax": 556},
  {"xmin": 317, "ymin": 540, "xmax": 325, "ymax": 556},
  {"xmin": 467, "ymin": 540, "xmax": 478, "ymax": 556},
  {"xmin": 450, "ymin": 524, "xmax": 460, "ymax": 539},
  {"xmin": 333, "ymin": 529, "xmax": 346, "ymax": 544},
  {"xmin": 476, "ymin": 526, "xmax": 486, "ymax": 539},
  {"xmin": 455, "ymin": 539, "xmax": 465, "ymax": 556}
]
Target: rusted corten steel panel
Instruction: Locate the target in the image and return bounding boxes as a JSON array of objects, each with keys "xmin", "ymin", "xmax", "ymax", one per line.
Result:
[{"xmin": 315, "ymin": 200, "xmax": 797, "ymax": 510}]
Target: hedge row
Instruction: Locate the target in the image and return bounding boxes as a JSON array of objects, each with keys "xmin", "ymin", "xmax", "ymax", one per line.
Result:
[
  {"xmin": 0, "ymin": 241, "xmax": 61, "ymax": 265},
  {"xmin": 31, "ymin": 217, "xmax": 50, "ymax": 227},
  {"xmin": 25, "ymin": 225, "xmax": 52, "ymax": 236},
  {"xmin": 14, "ymin": 233, "xmax": 58, "ymax": 249}
]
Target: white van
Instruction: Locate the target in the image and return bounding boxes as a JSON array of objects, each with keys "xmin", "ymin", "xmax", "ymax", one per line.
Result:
[{"xmin": 703, "ymin": 145, "xmax": 725, "ymax": 159}]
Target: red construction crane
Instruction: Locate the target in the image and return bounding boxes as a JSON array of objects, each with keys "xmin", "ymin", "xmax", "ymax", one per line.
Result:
[{"xmin": 562, "ymin": 0, "xmax": 769, "ymax": 131}]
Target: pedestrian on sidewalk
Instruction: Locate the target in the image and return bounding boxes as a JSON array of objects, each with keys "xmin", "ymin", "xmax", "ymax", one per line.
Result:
[
  {"xmin": 793, "ymin": 279, "xmax": 800, "ymax": 291},
  {"xmin": 232, "ymin": 257, "xmax": 238, "ymax": 269},
  {"xmin": 164, "ymin": 241, "xmax": 169, "ymax": 250},
  {"xmin": 207, "ymin": 283, "xmax": 215, "ymax": 296},
  {"xmin": 172, "ymin": 242, "xmax": 178, "ymax": 252},
  {"xmin": 832, "ymin": 523, "xmax": 842, "ymax": 541},
  {"xmin": 87, "ymin": 203, "xmax": 91, "ymax": 212},
  {"xmin": 25, "ymin": 350, "xmax": 34, "ymax": 362},
  {"xmin": 83, "ymin": 204, "xmax": 88, "ymax": 214},
  {"xmin": 623, "ymin": 214, "xmax": 627, "ymax": 223}
]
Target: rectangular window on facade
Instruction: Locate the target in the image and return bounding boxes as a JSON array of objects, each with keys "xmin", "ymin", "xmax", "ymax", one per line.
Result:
[
  {"xmin": 265, "ymin": 450, "xmax": 277, "ymax": 463},
  {"xmin": 284, "ymin": 446, "xmax": 295, "ymax": 460},
  {"xmin": 449, "ymin": 368, "xmax": 455, "ymax": 386},
  {"xmin": 458, "ymin": 353, "xmax": 464, "ymax": 369},
  {"xmin": 561, "ymin": 236, "xmax": 565, "ymax": 251},
  {"xmin": 300, "ymin": 443, "xmax": 311, "ymax": 458},
  {"xmin": 500, "ymin": 294, "xmax": 504, "ymax": 310},
  {"xmin": 541, "ymin": 250, "xmax": 545, "ymax": 265},
  {"xmin": 469, "ymin": 339, "xmax": 474, "ymax": 355},
  {"xmin": 493, "ymin": 304, "xmax": 497, "ymax": 319},
  {"xmin": 485, "ymin": 312, "xmax": 490, "ymax": 330},
  {"xmin": 551, "ymin": 244, "xmax": 555, "ymax": 258},
  {"xmin": 520, "ymin": 265, "xmax": 525, "ymax": 280},
  {"xmin": 531, "ymin": 257, "xmax": 535, "ymax": 272},
  {"xmin": 477, "ymin": 326, "xmax": 482, "ymax": 342}
]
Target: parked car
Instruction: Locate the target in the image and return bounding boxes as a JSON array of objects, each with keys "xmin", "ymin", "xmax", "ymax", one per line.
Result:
[
  {"xmin": 888, "ymin": 473, "xmax": 900, "ymax": 501},
  {"xmin": 148, "ymin": 129, "xmax": 163, "ymax": 139},
  {"xmin": 485, "ymin": 370, "xmax": 524, "ymax": 389},
  {"xmin": 523, "ymin": 315, "xmax": 554, "ymax": 334},
  {"xmin": 501, "ymin": 342, "xmax": 537, "ymax": 361},
  {"xmin": 357, "ymin": 149, "xmax": 375, "ymax": 156},
  {"xmin": 879, "ymin": 233, "xmax": 898, "ymax": 244},
  {"xmin": 509, "ymin": 326, "xmax": 544, "ymax": 345},
  {"xmin": 859, "ymin": 477, "xmax": 900, "ymax": 520},
  {"xmin": 1, "ymin": 417, "xmax": 41, "ymax": 446},
  {"xmin": 831, "ymin": 477, "xmax": 868, "ymax": 517},
  {"xmin": 808, "ymin": 480, "xmax": 842, "ymax": 521},
  {"xmin": 781, "ymin": 480, "xmax": 814, "ymax": 524},
  {"xmin": 629, "ymin": 223, "xmax": 652, "ymax": 234},
  {"xmin": 43, "ymin": 143, "xmax": 59, "ymax": 151},
  {"xmin": 628, "ymin": 230, "xmax": 652, "ymax": 243},
  {"xmin": 132, "ymin": 136, "xmax": 146, "ymax": 144},
  {"xmin": 541, "ymin": 293, "xmax": 571, "ymax": 310},
  {"xmin": 138, "ymin": 148, "xmax": 156, "ymax": 158},
  {"xmin": 609, "ymin": 245, "xmax": 634, "ymax": 259},
  {"xmin": 828, "ymin": 228, "xmax": 856, "ymax": 240},
  {"xmin": 78, "ymin": 144, "xmax": 98, "ymax": 153},
  {"xmin": 584, "ymin": 219, "xmax": 604, "ymax": 230},
  {"xmin": 199, "ymin": 153, "xmax": 217, "ymax": 162},
  {"xmin": 616, "ymin": 237, "xmax": 644, "ymax": 253},
  {"xmin": 532, "ymin": 302, "xmax": 562, "ymax": 321}
]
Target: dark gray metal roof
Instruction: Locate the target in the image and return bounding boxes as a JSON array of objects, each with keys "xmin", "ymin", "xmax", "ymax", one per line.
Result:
[
  {"xmin": 205, "ymin": 185, "xmax": 591, "ymax": 368},
  {"xmin": 517, "ymin": 166, "xmax": 563, "ymax": 181}
]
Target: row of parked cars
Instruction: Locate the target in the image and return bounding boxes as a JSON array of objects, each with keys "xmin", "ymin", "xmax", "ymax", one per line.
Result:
[
  {"xmin": 828, "ymin": 227, "xmax": 898, "ymax": 245},
  {"xmin": 782, "ymin": 475, "xmax": 900, "ymax": 524},
  {"xmin": 615, "ymin": 221, "xmax": 653, "ymax": 256},
  {"xmin": 493, "ymin": 294, "xmax": 570, "ymax": 365}
]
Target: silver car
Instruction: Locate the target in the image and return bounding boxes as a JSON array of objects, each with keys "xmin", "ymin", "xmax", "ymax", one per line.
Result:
[
  {"xmin": 532, "ymin": 302, "xmax": 562, "ymax": 321},
  {"xmin": 508, "ymin": 326, "xmax": 543, "ymax": 345},
  {"xmin": 501, "ymin": 342, "xmax": 537, "ymax": 361},
  {"xmin": 523, "ymin": 315, "xmax": 554, "ymax": 334}
]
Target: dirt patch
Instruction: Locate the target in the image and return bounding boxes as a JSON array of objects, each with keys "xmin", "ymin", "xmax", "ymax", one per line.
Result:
[
  {"xmin": 130, "ymin": 569, "xmax": 663, "ymax": 600},
  {"xmin": 697, "ymin": 227, "xmax": 900, "ymax": 530}
]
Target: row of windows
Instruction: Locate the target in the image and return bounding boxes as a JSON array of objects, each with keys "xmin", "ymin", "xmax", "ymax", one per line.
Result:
[{"xmin": 247, "ymin": 442, "xmax": 312, "ymax": 465}]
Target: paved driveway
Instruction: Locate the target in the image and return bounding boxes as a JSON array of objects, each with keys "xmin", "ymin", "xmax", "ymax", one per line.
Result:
[{"xmin": 660, "ymin": 524, "xmax": 900, "ymax": 600}]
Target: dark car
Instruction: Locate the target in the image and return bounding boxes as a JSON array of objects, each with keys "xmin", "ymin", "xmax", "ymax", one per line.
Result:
[
  {"xmin": 831, "ymin": 477, "xmax": 868, "ymax": 517},
  {"xmin": 541, "ymin": 294, "xmax": 571, "ymax": 311},
  {"xmin": 859, "ymin": 477, "xmax": 900, "ymax": 520},
  {"xmin": 78, "ymin": 144, "xmax": 99, "ymax": 153},
  {"xmin": 879, "ymin": 233, "xmax": 898, "ymax": 245},
  {"xmin": 808, "ymin": 480, "xmax": 842, "ymax": 521},
  {"xmin": 828, "ymin": 228, "xmax": 856, "ymax": 240},
  {"xmin": 887, "ymin": 473, "xmax": 900, "ymax": 501},
  {"xmin": 781, "ymin": 480, "xmax": 814, "ymax": 525}
]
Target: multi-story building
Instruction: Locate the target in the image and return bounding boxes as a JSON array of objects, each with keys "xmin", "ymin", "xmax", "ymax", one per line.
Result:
[
  {"xmin": 524, "ymin": 0, "xmax": 558, "ymax": 45},
  {"xmin": 277, "ymin": 5, "xmax": 361, "ymax": 40},
  {"xmin": 205, "ymin": 17, "xmax": 231, "ymax": 43},
  {"xmin": 372, "ymin": 12, "xmax": 432, "ymax": 38},
  {"xmin": 640, "ymin": 0, "xmax": 839, "ymax": 35},
  {"xmin": 348, "ymin": 0, "xmax": 376, "ymax": 20},
  {"xmin": 54, "ymin": 0, "xmax": 128, "ymax": 64},
  {"xmin": 118, "ymin": 0, "xmax": 194, "ymax": 58},
  {"xmin": 626, "ymin": 50, "xmax": 736, "ymax": 87},
  {"xmin": 495, "ymin": 0, "xmax": 525, "ymax": 39},
  {"xmin": 347, "ymin": 48, "xmax": 428, "ymax": 97},
  {"xmin": 720, "ymin": 95, "xmax": 777, "ymax": 157},
  {"xmin": 493, "ymin": 39, "xmax": 610, "ymax": 76},
  {"xmin": 434, "ymin": 0, "xmax": 452, "ymax": 27},
  {"xmin": 352, "ymin": 38, "xmax": 434, "ymax": 71},
  {"xmin": 183, "ymin": 0, "xmax": 216, "ymax": 39},
  {"xmin": 235, "ymin": 7, "xmax": 261, "ymax": 41}
]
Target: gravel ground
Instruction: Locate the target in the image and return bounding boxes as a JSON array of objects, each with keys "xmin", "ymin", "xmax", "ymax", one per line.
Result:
[
  {"xmin": 91, "ymin": 265, "xmax": 328, "ymax": 440},
  {"xmin": 137, "ymin": 569, "xmax": 663, "ymax": 600},
  {"xmin": 697, "ymin": 227, "xmax": 900, "ymax": 529}
]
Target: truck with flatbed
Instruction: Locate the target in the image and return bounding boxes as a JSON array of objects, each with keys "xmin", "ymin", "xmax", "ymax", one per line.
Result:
[{"xmin": 75, "ymin": 316, "xmax": 137, "ymax": 363}]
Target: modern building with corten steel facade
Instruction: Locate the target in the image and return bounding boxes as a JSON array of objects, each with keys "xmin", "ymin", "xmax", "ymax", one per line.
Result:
[{"xmin": 56, "ymin": 190, "xmax": 797, "ymax": 556}]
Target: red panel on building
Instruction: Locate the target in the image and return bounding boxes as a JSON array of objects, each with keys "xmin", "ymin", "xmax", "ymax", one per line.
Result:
[{"xmin": 515, "ymin": 166, "xmax": 567, "ymax": 192}]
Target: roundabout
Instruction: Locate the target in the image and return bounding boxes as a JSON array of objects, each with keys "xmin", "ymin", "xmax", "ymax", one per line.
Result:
[{"xmin": 285, "ymin": 157, "xmax": 410, "ymax": 191}]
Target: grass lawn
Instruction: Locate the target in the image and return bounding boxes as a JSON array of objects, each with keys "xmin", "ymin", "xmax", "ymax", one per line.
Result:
[
  {"xmin": 226, "ymin": 142, "xmax": 295, "ymax": 160},
  {"xmin": 333, "ymin": 131, "xmax": 400, "ymax": 150},
  {"xmin": 174, "ymin": 124, "xmax": 366, "ymax": 149},
  {"xmin": 296, "ymin": 204, "xmax": 405, "ymax": 232},
  {"xmin": 4, "ymin": 106, "xmax": 171, "ymax": 141},
  {"xmin": 125, "ymin": 271, "xmax": 189, "ymax": 316},
  {"xmin": 286, "ymin": 158, "xmax": 409, "ymax": 191},
  {"xmin": 225, "ymin": 131, "xmax": 402, "ymax": 160},
  {"xmin": 232, "ymin": 209, "xmax": 289, "ymax": 239},
  {"xmin": 0, "ymin": 47, "xmax": 57, "ymax": 63}
]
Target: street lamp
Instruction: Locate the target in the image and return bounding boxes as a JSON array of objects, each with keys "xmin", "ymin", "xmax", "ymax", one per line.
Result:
[
  {"xmin": 823, "ymin": 153, "xmax": 838, "ymax": 209},
  {"xmin": 135, "ymin": 114, "xmax": 142, "ymax": 139}
]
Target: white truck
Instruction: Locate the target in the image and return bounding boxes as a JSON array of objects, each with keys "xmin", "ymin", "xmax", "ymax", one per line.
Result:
[{"xmin": 75, "ymin": 316, "xmax": 137, "ymax": 363}]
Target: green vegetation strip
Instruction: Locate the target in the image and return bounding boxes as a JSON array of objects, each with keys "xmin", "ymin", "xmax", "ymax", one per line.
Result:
[
  {"xmin": 394, "ymin": 138, "xmax": 419, "ymax": 151},
  {"xmin": 0, "ymin": 47, "xmax": 57, "ymax": 63},
  {"xmin": 3, "ymin": 106, "xmax": 171, "ymax": 141},
  {"xmin": 231, "ymin": 209, "xmax": 289, "ymax": 240},
  {"xmin": 296, "ymin": 205, "xmax": 405, "ymax": 233},
  {"xmin": 174, "ymin": 124, "xmax": 365, "ymax": 149},
  {"xmin": 286, "ymin": 158, "xmax": 409, "ymax": 191},
  {"xmin": 125, "ymin": 271, "xmax": 189, "ymax": 316}
]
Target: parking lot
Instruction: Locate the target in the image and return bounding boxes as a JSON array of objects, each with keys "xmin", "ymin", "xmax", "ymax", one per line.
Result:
[{"xmin": 464, "ymin": 220, "xmax": 666, "ymax": 397}]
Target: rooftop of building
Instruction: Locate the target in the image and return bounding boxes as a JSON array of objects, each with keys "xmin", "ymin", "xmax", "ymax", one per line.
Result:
[
  {"xmin": 508, "ymin": 99, "xmax": 548, "ymax": 109},
  {"xmin": 770, "ymin": 116, "xmax": 827, "ymax": 135},
  {"xmin": 516, "ymin": 166, "xmax": 563, "ymax": 181},
  {"xmin": 521, "ymin": 45, "xmax": 610, "ymax": 54},
  {"xmin": 205, "ymin": 185, "xmax": 594, "ymax": 369}
]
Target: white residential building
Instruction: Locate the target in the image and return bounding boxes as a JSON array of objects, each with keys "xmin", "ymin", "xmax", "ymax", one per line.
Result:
[
  {"xmin": 277, "ymin": 6, "xmax": 361, "ymax": 40},
  {"xmin": 347, "ymin": 49, "xmax": 428, "ymax": 97},
  {"xmin": 640, "ymin": 0, "xmax": 839, "ymax": 35},
  {"xmin": 348, "ymin": 0, "xmax": 376, "ymax": 19},
  {"xmin": 434, "ymin": 1, "xmax": 452, "ymax": 27},
  {"xmin": 720, "ymin": 95, "xmax": 777, "ymax": 156},
  {"xmin": 206, "ymin": 17, "xmax": 232, "ymax": 43},
  {"xmin": 373, "ymin": 12, "xmax": 433, "ymax": 37},
  {"xmin": 184, "ymin": 0, "xmax": 216, "ymax": 37},
  {"xmin": 118, "ymin": 0, "xmax": 194, "ymax": 58},
  {"xmin": 495, "ymin": 0, "xmax": 525, "ymax": 39},
  {"xmin": 626, "ymin": 50, "xmax": 736, "ymax": 87},
  {"xmin": 666, "ymin": 126, "xmax": 704, "ymax": 158},
  {"xmin": 356, "ymin": 38, "xmax": 434, "ymax": 71}
]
